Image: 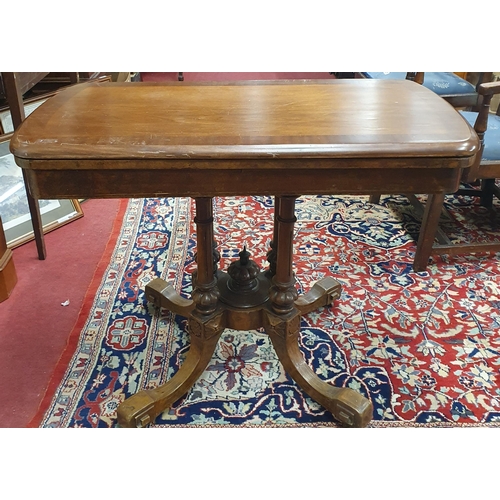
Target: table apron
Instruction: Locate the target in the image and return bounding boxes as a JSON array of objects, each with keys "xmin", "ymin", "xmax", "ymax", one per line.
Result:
[{"xmin": 24, "ymin": 166, "xmax": 463, "ymax": 200}]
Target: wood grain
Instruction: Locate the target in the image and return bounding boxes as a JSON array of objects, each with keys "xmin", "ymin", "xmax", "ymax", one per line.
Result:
[{"xmin": 11, "ymin": 79, "xmax": 478, "ymax": 162}]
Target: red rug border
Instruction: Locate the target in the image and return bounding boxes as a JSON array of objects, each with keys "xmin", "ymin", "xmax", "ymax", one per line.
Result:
[{"xmin": 27, "ymin": 198, "xmax": 129, "ymax": 428}]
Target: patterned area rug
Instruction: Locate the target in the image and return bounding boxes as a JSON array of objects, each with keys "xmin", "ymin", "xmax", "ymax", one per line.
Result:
[{"xmin": 31, "ymin": 192, "xmax": 500, "ymax": 427}]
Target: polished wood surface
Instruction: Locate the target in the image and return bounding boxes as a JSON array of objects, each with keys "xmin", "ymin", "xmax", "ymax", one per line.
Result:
[
  {"xmin": 12, "ymin": 80, "xmax": 477, "ymax": 205},
  {"xmin": 13, "ymin": 79, "xmax": 476, "ymax": 161},
  {"xmin": 10, "ymin": 80, "xmax": 480, "ymax": 427}
]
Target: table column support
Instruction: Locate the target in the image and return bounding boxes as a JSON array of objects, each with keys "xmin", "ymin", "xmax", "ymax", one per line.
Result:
[
  {"xmin": 269, "ymin": 196, "xmax": 299, "ymax": 314},
  {"xmin": 117, "ymin": 197, "xmax": 225, "ymax": 428},
  {"xmin": 265, "ymin": 196, "xmax": 281, "ymax": 277},
  {"xmin": 119, "ymin": 195, "xmax": 373, "ymax": 428},
  {"xmin": 191, "ymin": 197, "xmax": 220, "ymax": 315},
  {"xmin": 264, "ymin": 196, "xmax": 373, "ymax": 427}
]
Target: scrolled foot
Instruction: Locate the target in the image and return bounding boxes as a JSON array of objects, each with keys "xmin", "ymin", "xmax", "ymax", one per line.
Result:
[
  {"xmin": 145, "ymin": 278, "xmax": 194, "ymax": 316},
  {"xmin": 116, "ymin": 391, "xmax": 157, "ymax": 428},
  {"xmin": 266, "ymin": 309, "xmax": 372, "ymax": 428},
  {"xmin": 328, "ymin": 388, "xmax": 373, "ymax": 428},
  {"xmin": 295, "ymin": 276, "xmax": 342, "ymax": 315},
  {"xmin": 116, "ymin": 311, "xmax": 224, "ymax": 428}
]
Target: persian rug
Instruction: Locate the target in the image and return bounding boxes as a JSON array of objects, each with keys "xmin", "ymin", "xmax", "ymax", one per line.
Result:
[{"xmin": 30, "ymin": 192, "xmax": 500, "ymax": 427}]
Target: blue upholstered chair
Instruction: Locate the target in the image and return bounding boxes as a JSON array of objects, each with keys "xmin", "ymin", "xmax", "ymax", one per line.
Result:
[
  {"xmin": 454, "ymin": 82, "xmax": 500, "ymax": 209},
  {"xmin": 415, "ymin": 81, "xmax": 500, "ymax": 257},
  {"xmin": 362, "ymin": 72, "xmax": 476, "ymax": 106},
  {"xmin": 367, "ymin": 79, "xmax": 500, "ymax": 258}
]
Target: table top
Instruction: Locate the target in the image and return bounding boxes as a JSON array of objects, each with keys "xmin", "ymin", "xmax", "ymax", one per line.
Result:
[{"xmin": 11, "ymin": 79, "xmax": 478, "ymax": 165}]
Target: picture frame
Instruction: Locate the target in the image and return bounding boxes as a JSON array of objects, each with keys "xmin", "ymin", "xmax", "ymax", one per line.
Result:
[{"xmin": 0, "ymin": 133, "xmax": 83, "ymax": 248}]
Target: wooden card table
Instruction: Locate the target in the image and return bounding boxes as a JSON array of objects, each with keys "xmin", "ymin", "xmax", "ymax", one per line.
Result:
[{"xmin": 10, "ymin": 80, "xmax": 479, "ymax": 428}]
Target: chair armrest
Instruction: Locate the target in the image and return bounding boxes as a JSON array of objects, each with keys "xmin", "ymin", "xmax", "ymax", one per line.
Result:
[
  {"xmin": 462, "ymin": 80, "xmax": 500, "ymax": 183},
  {"xmin": 478, "ymin": 81, "xmax": 500, "ymax": 96}
]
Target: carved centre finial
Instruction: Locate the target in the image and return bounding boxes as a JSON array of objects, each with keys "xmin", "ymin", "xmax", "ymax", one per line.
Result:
[{"xmin": 226, "ymin": 246, "xmax": 260, "ymax": 293}]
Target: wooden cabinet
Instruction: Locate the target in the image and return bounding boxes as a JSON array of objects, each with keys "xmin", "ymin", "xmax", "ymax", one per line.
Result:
[{"xmin": 0, "ymin": 215, "xmax": 17, "ymax": 302}]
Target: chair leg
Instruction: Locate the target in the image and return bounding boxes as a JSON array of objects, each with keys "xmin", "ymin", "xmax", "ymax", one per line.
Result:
[
  {"xmin": 369, "ymin": 194, "xmax": 381, "ymax": 204},
  {"xmin": 406, "ymin": 194, "xmax": 453, "ymax": 246},
  {"xmin": 413, "ymin": 193, "xmax": 445, "ymax": 272},
  {"xmin": 480, "ymin": 178, "xmax": 496, "ymax": 208}
]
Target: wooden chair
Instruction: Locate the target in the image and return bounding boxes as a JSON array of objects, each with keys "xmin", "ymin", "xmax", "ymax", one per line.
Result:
[
  {"xmin": 425, "ymin": 80, "xmax": 500, "ymax": 257},
  {"xmin": 1, "ymin": 72, "xmax": 81, "ymax": 259},
  {"xmin": 373, "ymin": 80, "xmax": 500, "ymax": 262},
  {"xmin": 2, "ymin": 72, "xmax": 50, "ymax": 259}
]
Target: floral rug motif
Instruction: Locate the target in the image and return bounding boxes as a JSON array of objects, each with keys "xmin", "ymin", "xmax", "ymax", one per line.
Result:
[{"xmin": 33, "ymin": 192, "xmax": 500, "ymax": 427}]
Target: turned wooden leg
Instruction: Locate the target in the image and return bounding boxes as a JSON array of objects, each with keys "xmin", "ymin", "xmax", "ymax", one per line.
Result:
[
  {"xmin": 266, "ymin": 196, "xmax": 372, "ymax": 427},
  {"xmin": 23, "ymin": 172, "xmax": 46, "ymax": 260},
  {"xmin": 191, "ymin": 197, "xmax": 220, "ymax": 315},
  {"xmin": 268, "ymin": 196, "xmax": 298, "ymax": 314},
  {"xmin": 413, "ymin": 193, "xmax": 445, "ymax": 272},
  {"xmin": 265, "ymin": 310, "xmax": 373, "ymax": 427},
  {"xmin": 270, "ymin": 197, "xmax": 342, "ymax": 317},
  {"xmin": 145, "ymin": 217, "xmax": 220, "ymax": 316},
  {"xmin": 116, "ymin": 314, "xmax": 224, "ymax": 427},
  {"xmin": 265, "ymin": 196, "xmax": 281, "ymax": 277},
  {"xmin": 118, "ymin": 197, "xmax": 225, "ymax": 427}
]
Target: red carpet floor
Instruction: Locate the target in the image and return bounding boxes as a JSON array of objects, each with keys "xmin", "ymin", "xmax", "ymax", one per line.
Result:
[{"xmin": 0, "ymin": 198, "xmax": 126, "ymax": 427}]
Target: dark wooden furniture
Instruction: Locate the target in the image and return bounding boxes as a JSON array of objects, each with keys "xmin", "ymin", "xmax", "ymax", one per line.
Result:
[
  {"xmin": 0, "ymin": 72, "xmax": 55, "ymax": 296},
  {"xmin": 10, "ymin": 79, "xmax": 479, "ymax": 427},
  {"xmin": 0, "ymin": 72, "xmax": 50, "ymax": 101},
  {"xmin": 1, "ymin": 72, "xmax": 50, "ymax": 259},
  {"xmin": 0, "ymin": 72, "xmax": 98, "ymax": 258},
  {"xmin": 0, "ymin": 215, "xmax": 17, "ymax": 303},
  {"xmin": 405, "ymin": 81, "xmax": 500, "ymax": 257},
  {"xmin": 0, "ymin": 73, "xmax": 80, "ymax": 102},
  {"xmin": 0, "ymin": 72, "xmax": 80, "ymax": 258},
  {"xmin": 458, "ymin": 81, "xmax": 500, "ymax": 197}
]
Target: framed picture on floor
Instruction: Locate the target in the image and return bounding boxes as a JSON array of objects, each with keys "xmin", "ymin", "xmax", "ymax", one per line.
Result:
[{"xmin": 0, "ymin": 133, "xmax": 84, "ymax": 249}]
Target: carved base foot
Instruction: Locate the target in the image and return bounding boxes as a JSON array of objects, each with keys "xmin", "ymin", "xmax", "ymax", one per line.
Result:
[
  {"xmin": 117, "ymin": 312, "xmax": 223, "ymax": 428},
  {"xmin": 295, "ymin": 276, "xmax": 342, "ymax": 315},
  {"xmin": 117, "ymin": 391, "xmax": 157, "ymax": 428},
  {"xmin": 145, "ymin": 278, "xmax": 194, "ymax": 316},
  {"xmin": 265, "ymin": 308, "xmax": 373, "ymax": 428},
  {"xmin": 131, "ymin": 276, "xmax": 372, "ymax": 428},
  {"xmin": 323, "ymin": 387, "xmax": 373, "ymax": 428}
]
